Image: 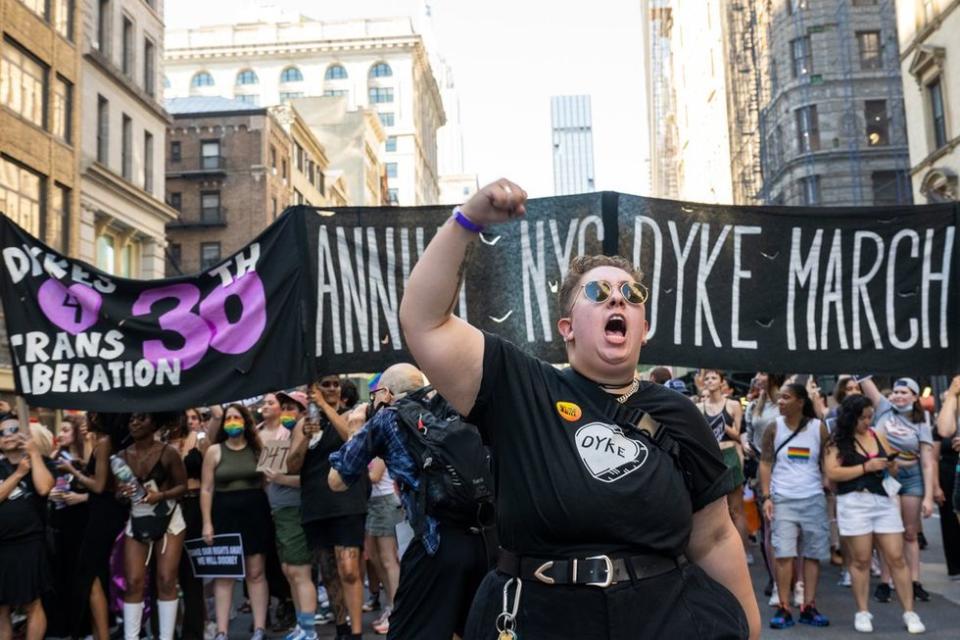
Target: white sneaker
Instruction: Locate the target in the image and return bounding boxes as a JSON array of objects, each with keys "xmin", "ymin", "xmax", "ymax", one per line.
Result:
[
  {"xmin": 903, "ymin": 611, "xmax": 925, "ymax": 634},
  {"xmin": 854, "ymin": 611, "xmax": 873, "ymax": 633},
  {"xmin": 838, "ymin": 569, "xmax": 852, "ymax": 587},
  {"xmin": 768, "ymin": 584, "xmax": 780, "ymax": 607},
  {"xmin": 793, "ymin": 581, "xmax": 805, "ymax": 607}
]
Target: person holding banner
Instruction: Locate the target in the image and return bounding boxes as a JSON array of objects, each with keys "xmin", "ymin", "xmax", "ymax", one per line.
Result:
[
  {"xmin": 399, "ymin": 180, "xmax": 760, "ymax": 640},
  {"xmin": 0, "ymin": 415, "xmax": 54, "ymax": 640},
  {"xmin": 117, "ymin": 412, "xmax": 188, "ymax": 640},
  {"xmin": 201, "ymin": 404, "xmax": 272, "ymax": 640}
]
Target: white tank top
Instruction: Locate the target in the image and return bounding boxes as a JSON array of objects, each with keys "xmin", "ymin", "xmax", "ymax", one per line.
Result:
[
  {"xmin": 371, "ymin": 463, "xmax": 395, "ymax": 498},
  {"xmin": 771, "ymin": 416, "xmax": 824, "ymax": 499}
]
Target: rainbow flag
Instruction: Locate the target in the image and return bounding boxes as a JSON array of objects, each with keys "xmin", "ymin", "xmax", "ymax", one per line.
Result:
[{"xmin": 787, "ymin": 447, "xmax": 811, "ymax": 461}]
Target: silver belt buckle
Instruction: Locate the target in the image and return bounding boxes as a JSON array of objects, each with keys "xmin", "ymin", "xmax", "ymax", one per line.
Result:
[
  {"xmin": 585, "ymin": 554, "xmax": 614, "ymax": 588},
  {"xmin": 533, "ymin": 560, "xmax": 555, "ymax": 585}
]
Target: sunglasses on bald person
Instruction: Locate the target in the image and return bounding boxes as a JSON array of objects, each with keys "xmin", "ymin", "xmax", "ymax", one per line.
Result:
[{"xmin": 577, "ymin": 280, "xmax": 649, "ymax": 306}]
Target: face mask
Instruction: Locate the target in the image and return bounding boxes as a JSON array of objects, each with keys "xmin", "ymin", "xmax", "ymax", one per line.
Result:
[
  {"xmin": 893, "ymin": 403, "xmax": 913, "ymax": 416},
  {"xmin": 223, "ymin": 419, "xmax": 244, "ymax": 437},
  {"xmin": 280, "ymin": 412, "xmax": 297, "ymax": 430}
]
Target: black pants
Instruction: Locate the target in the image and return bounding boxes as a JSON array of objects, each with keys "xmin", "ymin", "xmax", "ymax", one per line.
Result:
[
  {"xmin": 464, "ymin": 562, "xmax": 748, "ymax": 640},
  {"xmin": 178, "ymin": 495, "xmax": 206, "ymax": 640},
  {"xmin": 388, "ymin": 526, "xmax": 490, "ymax": 640},
  {"xmin": 938, "ymin": 457, "xmax": 960, "ymax": 576}
]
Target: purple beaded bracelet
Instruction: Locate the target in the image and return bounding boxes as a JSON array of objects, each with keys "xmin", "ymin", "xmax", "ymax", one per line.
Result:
[{"xmin": 452, "ymin": 207, "xmax": 484, "ymax": 233}]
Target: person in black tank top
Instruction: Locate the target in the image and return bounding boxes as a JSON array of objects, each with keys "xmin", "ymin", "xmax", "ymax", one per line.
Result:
[
  {"xmin": 399, "ymin": 180, "xmax": 760, "ymax": 640},
  {"xmin": 118, "ymin": 412, "xmax": 187, "ymax": 640},
  {"xmin": 823, "ymin": 395, "xmax": 925, "ymax": 633}
]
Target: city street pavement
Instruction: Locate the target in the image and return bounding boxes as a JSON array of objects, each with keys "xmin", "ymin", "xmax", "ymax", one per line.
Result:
[{"xmin": 231, "ymin": 515, "xmax": 960, "ymax": 639}]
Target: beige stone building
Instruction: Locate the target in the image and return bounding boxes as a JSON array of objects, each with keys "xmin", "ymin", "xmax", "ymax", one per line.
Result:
[
  {"xmin": 897, "ymin": 0, "xmax": 960, "ymax": 202},
  {"xmin": 79, "ymin": 0, "xmax": 176, "ymax": 279},
  {"xmin": 1, "ymin": 0, "xmax": 82, "ymax": 393},
  {"xmin": 164, "ymin": 96, "xmax": 291, "ymax": 275},
  {"xmin": 269, "ymin": 102, "xmax": 331, "ymax": 208}
]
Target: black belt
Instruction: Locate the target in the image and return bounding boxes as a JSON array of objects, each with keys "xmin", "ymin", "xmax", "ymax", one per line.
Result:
[{"xmin": 497, "ymin": 548, "xmax": 685, "ymax": 588}]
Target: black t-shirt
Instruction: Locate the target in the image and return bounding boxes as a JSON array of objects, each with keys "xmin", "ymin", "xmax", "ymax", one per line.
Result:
[
  {"xmin": 467, "ymin": 332, "xmax": 733, "ymax": 558},
  {"xmin": 0, "ymin": 454, "xmax": 51, "ymax": 542},
  {"xmin": 301, "ymin": 413, "xmax": 368, "ymax": 523}
]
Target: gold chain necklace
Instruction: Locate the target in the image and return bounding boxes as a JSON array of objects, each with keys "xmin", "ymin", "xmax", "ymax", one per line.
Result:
[{"xmin": 615, "ymin": 378, "xmax": 640, "ymax": 404}]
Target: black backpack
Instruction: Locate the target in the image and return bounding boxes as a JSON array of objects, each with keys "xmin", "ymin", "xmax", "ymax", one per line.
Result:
[{"xmin": 391, "ymin": 386, "xmax": 495, "ymax": 535}]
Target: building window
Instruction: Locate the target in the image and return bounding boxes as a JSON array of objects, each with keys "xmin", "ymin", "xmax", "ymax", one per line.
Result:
[
  {"xmin": 280, "ymin": 66, "xmax": 303, "ymax": 83},
  {"xmin": 170, "ymin": 140, "xmax": 180, "ymax": 162},
  {"xmin": 200, "ymin": 192, "xmax": 221, "ymax": 223},
  {"xmin": 201, "ymin": 140, "xmax": 220, "ymax": 169},
  {"xmin": 200, "ymin": 243, "xmax": 221, "ymax": 270},
  {"xmin": 368, "ymin": 87, "xmax": 394, "ymax": 104},
  {"xmin": 54, "ymin": 0, "xmax": 74, "ymax": 41},
  {"xmin": 872, "ymin": 170, "xmax": 908, "ymax": 206},
  {"xmin": 121, "ymin": 114, "xmax": 132, "ymax": 179},
  {"xmin": 323, "ymin": 89, "xmax": 348, "ymax": 97},
  {"xmin": 385, "ymin": 136, "xmax": 397, "ymax": 152},
  {"xmin": 144, "ymin": 131, "xmax": 153, "ymax": 192},
  {"xmin": 929, "ymin": 78, "xmax": 947, "ymax": 149},
  {"xmin": 378, "ymin": 112, "xmax": 395, "ymax": 127},
  {"xmin": 369, "ymin": 62, "xmax": 392, "ymax": 78},
  {"xmin": 49, "ymin": 183, "xmax": 69, "ymax": 253},
  {"xmin": 0, "ymin": 155, "xmax": 44, "ymax": 237},
  {"xmin": 922, "ymin": 0, "xmax": 937, "ymax": 25},
  {"xmin": 52, "ymin": 75, "xmax": 72, "ymax": 143},
  {"xmin": 97, "ymin": 95, "xmax": 109, "ymax": 163},
  {"xmin": 387, "ymin": 188, "xmax": 399, "ymax": 204},
  {"xmin": 787, "ymin": 0, "xmax": 809, "ymax": 14},
  {"xmin": 96, "ymin": 234, "xmax": 115, "ymax": 274},
  {"xmin": 168, "ymin": 192, "xmax": 181, "ymax": 210},
  {"xmin": 791, "ymin": 36, "xmax": 812, "ymax": 78},
  {"xmin": 865, "ymin": 100, "xmax": 889, "ymax": 146},
  {"xmin": 279, "ymin": 91, "xmax": 303, "ymax": 102},
  {"xmin": 191, "ymin": 71, "xmax": 214, "ymax": 87},
  {"xmin": 325, "ymin": 64, "xmax": 347, "ymax": 80},
  {"xmin": 281, "ymin": 159, "xmax": 287, "ymax": 180},
  {"xmin": 234, "ymin": 94, "xmax": 259, "ymax": 105},
  {"xmin": 795, "ymin": 105, "xmax": 820, "ymax": 152},
  {"xmin": 1, "ymin": 38, "xmax": 47, "ymax": 128},
  {"xmin": 96, "ymin": 0, "xmax": 110, "ymax": 54},
  {"xmin": 168, "ymin": 243, "xmax": 181, "ymax": 269},
  {"xmin": 386, "ymin": 162, "xmax": 397, "ymax": 178},
  {"xmin": 236, "ymin": 69, "xmax": 258, "ymax": 85},
  {"xmin": 294, "ymin": 143, "xmax": 304, "ymax": 171},
  {"xmin": 143, "ymin": 37, "xmax": 155, "ymax": 96},
  {"xmin": 272, "ymin": 197, "xmax": 278, "ymax": 219},
  {"xmin": 294, "ymin": 189, "xmax": 303, "ymax": 205},
  {"xmin": 799, "ymin": 175, "xmax": 821, "ymax": 205},
  {"xmin": 856, "ymin": 31, "xmax": 882, "ymax": 70},
  {"xmin": 270, "ymin": 145, "xmax": 277, "ymax": 169},
  {"xmin": 163, "ymin": 75, "xmax": 170, "ymax": 89},
  {"xmin": 122, "ymin": 15, "xmax": 133, "ymax": 77},
  {"xmin": 19, "ymin": 0, "xmax": 48, "ymax": 19}
]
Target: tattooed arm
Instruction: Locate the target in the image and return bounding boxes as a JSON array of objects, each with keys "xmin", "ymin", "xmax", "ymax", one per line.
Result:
[{"xmin": 399, "ymin": 179, "xmax": 527, "ymax": 416}]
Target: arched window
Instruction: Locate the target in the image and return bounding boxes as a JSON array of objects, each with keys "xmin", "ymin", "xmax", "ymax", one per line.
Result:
[
  {"xmin": 236, "ymin": 69, "xmax": 259, "ymax": 85},
  {"xmin": 280, "ymin": 66, "xmax": 304, "ymax": 83},
  {"xmin": 369, "ymin": 62, "xmax": 392, "ymax": 78},
  {"xmin": 325, "ymin": 64, "xmax": 348, "ymax": 80},
  {"xmin": 191, "ymin": 72, "xmax": 215, "ymax": 87}
]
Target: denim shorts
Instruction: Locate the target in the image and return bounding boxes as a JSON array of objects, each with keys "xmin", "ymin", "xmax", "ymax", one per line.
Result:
[
  {"xmin": 897, "ymin": 463, "xmax": 924, "ymax": 497},
  {"xmin": 771, "ymin": 494, "xmax": 830, "ymax": 560}
]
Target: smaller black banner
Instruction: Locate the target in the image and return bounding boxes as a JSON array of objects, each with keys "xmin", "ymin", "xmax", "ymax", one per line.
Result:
[{"xmin": 184, "ymin": 534, "xmax": 245, "ymax": 579}]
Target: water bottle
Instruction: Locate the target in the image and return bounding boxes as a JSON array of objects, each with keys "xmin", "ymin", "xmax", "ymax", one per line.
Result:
[
  {"xmin": 51, "ymin": 475, "xmax": 70, "ymax": 509},
  {"xmin": 110, "ymin": 455, "xmax": 146, "ymax": 503}
]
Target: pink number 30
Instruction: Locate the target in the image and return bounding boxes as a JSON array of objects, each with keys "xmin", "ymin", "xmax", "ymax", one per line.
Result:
[{"xmin": 131, "ymin": 273, "xmax": 267, "ymax": 370}]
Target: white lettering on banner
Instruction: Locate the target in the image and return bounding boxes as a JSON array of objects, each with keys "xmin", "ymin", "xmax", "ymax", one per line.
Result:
[
  {"xmin": 549, "ymin": 219, "xmax": 579, "ymax": 278},
  {"xmin": 820, "ymin": 230, "xmax": 849, "ymax": 350},
  {"xmin": 786, "ymin": 228, "xmax": 823, "ymax": 351},
  {"xmin": 336, "ymin": 227, "xmax": 369, "ymax": 354},
  {"xmin": 851, "ymin": 231, "xmax": 885, "ymax": 350},
  {"xmin": 577, "ymin": 215, "xmax": 604, "ymax": 257},
  {"xmin": 315, "ymin": 226, "xmax": 343, "ymax": 356},
  {"xmin": 668, "ymin": 221, "xmax": 700, "ymax": 345},
  {"xmin": 17, "ymin": 358, "xmax": 181, "ymax": 394},
  {"xmin": 694, "ymin": 224, "xmax": 730, "ymax": 348},
  {"xmin": 366, "ymin": 227, "xmax": 401, "ymax": 351},
  {"xmin": 921, "ymin": 227, "xmax": 954, "ymax": 348},
  {"xmin": 208, "ymin": 243, "xmax": 260, "ymax": 287},
  {"xmin": 3, "ymin": 243, "xmax": 116, "ymax": 292},
  {"xmin": 732, "ymin": 226, "xmax": 761, "ymax": 349},
  {"xmin": 520, "ymin": 221, "xmax": 552, "ymax": 343},
  {"xmin": 633, "ymin": 216, "xmax": 663, "ymax": 340},
  {"xmin": 886, "ymin": 229, "xmax": 920, "ymax": 350}
]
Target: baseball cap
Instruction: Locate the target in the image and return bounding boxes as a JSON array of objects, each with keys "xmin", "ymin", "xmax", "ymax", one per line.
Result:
[
  {"xmin": 276, "ymin": 390, "xmax": 308, "ymax": 411},
  {"xmin": 892, "ymin": 378, "xmax": 919, "ymax": 396},
  {"xmin": 665, "ymin": 379, "xmax": 689, "ymax": 394}
]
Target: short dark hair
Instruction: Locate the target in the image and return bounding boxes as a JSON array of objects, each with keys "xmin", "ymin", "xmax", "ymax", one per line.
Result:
[
  {"xmin": 649, "ymin": 367, "xmax": 672, "ymax": 384},
  {"xmin": 558, "ymin": 255, "xmax": 644, "ymax": 316}
]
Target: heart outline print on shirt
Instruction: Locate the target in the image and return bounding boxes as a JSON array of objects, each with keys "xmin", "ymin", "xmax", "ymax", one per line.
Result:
[{"xmin": 574, "ymin": 422, "xmax": 649, "ymax": 483}]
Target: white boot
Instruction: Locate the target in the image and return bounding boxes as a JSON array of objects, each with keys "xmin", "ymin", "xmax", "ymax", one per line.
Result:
[
  {"xmin": 157, "ymin": 599, "xmax": 179, "ymax": 640},
  {"xmin": 123, "ymin": 602, "xmax": 144, "ymax": 640}
]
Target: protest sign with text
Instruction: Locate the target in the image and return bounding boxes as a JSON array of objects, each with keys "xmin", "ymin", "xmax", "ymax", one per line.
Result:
[{"xmin": 184, "ymin": 534, "xmax": 245, "ymax": 579}]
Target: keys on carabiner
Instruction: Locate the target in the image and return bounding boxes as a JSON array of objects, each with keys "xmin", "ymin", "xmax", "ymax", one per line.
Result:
[
  {"xmin": 498, "ymin": 631, "xmax": 517, "ymax": 640},
  {"xmin": 495, "ymin": 578, "xmax": 522, "ymax": 640}
]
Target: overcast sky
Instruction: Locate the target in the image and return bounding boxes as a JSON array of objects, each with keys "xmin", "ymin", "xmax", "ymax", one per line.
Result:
[{"xmin": 165, "ymin": 0, "xmax": 650, "ymax": 199}]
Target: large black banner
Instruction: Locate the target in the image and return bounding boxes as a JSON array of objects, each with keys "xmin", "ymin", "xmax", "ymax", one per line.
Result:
[
  {"xmin": 304, "ymin": 195, "xmax": 960, "ymax": 376},
  {"xmin": 0, "ymin": 210, "xmax": 314, "ymax": 410}
]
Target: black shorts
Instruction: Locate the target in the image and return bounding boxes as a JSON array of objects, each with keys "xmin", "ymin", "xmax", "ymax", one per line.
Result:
[
  {"xmin": 388, "ymin": 525, "xmax": 490, "ymax": 640},
  {"xmin": 303, "ymin": 514, "xmax": 365, "ymax": 550}
]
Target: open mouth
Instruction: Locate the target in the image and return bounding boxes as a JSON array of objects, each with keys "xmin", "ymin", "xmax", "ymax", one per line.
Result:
[{"xmin": 605, "ymin": 314, "xmax": 627, "ymax": 339}]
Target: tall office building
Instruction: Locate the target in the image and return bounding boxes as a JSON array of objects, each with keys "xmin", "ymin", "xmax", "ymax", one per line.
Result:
[{"xmin": 551, "ymin": 95, "xmax": 596, "ymax": 195}]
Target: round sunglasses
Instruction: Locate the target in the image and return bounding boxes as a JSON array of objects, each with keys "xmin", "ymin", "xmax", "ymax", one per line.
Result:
[{"xmin": 577, "ymin": 280, "xmax": 649, "ymax": 306}]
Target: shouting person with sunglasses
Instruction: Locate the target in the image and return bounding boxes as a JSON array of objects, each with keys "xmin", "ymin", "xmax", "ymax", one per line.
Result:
[{"xmin": 399, "ymin": 179, "xmax": 760, "ymax": 640}]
